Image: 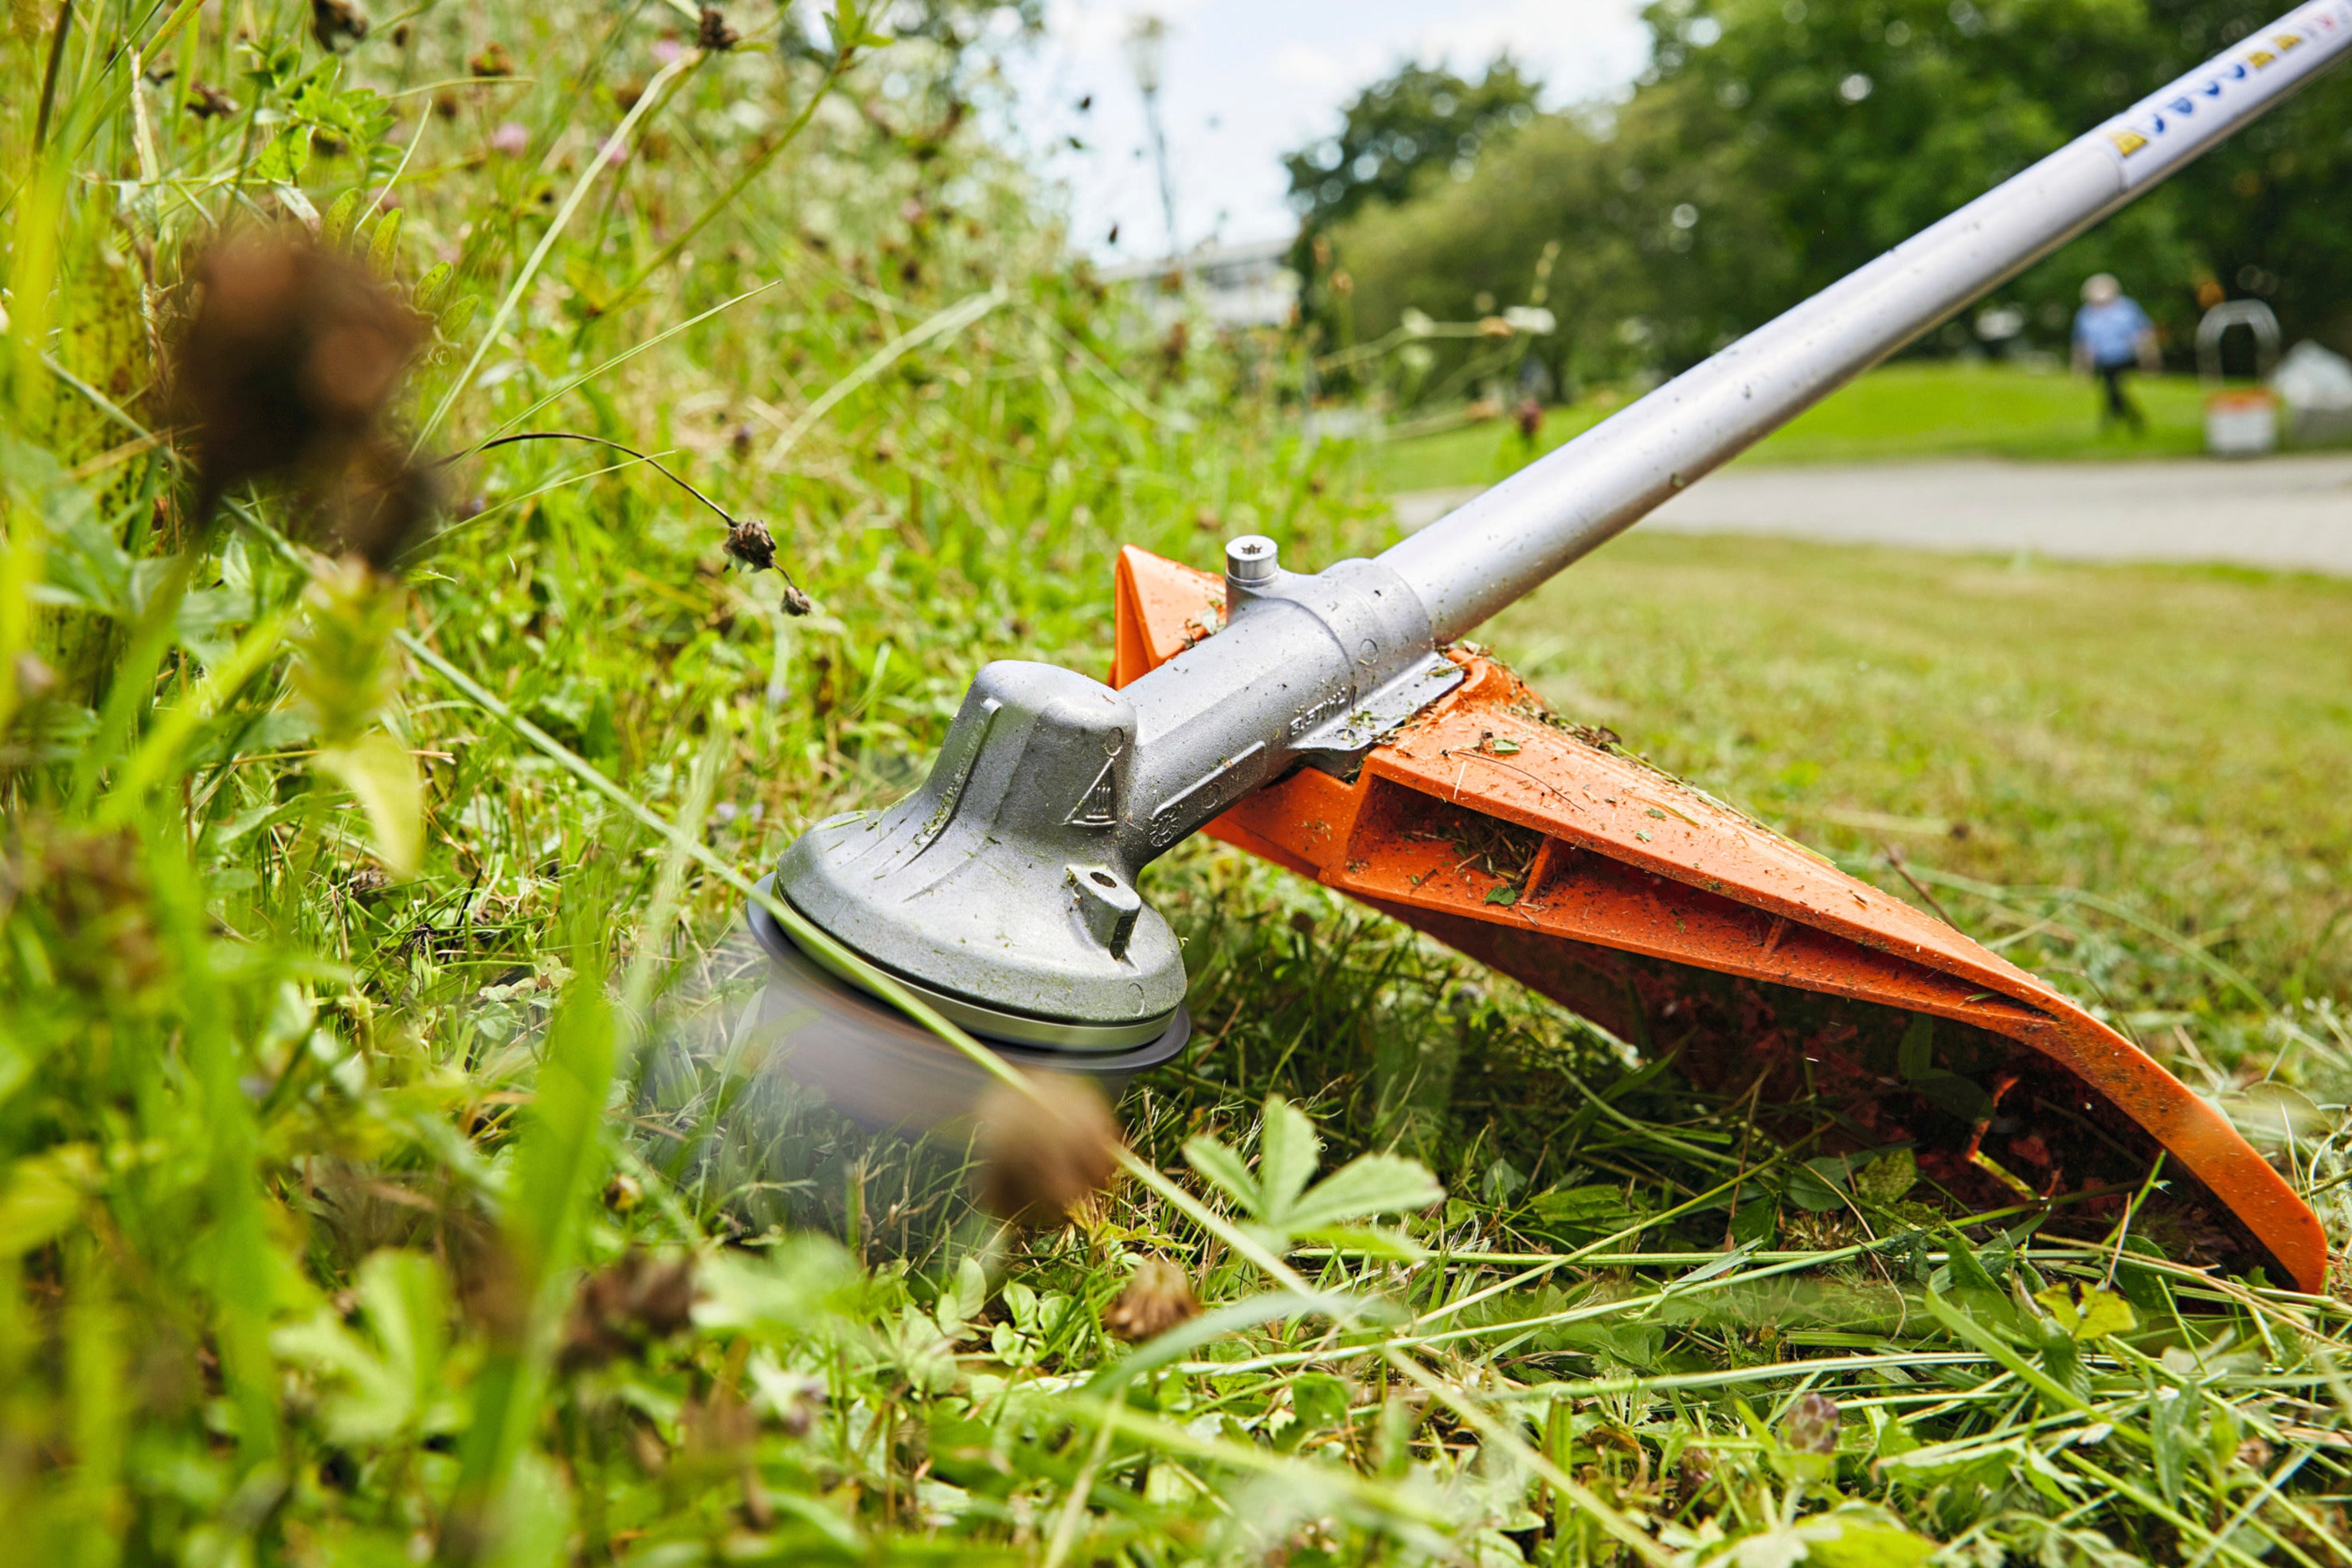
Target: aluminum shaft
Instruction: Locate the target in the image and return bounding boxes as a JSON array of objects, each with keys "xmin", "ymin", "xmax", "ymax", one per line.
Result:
[{"xmin": 1380, "ymin": 0, "xmax": 2352, "ymax": 643}]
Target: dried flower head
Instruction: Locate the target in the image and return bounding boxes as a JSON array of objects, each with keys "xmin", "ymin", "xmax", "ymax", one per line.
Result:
[
  {"xmin": 469, "ymin": 41, "xmax": 514, "ymax": 78},
  {"xmin": 697, "ymin": 6, "xmax": 739, "ymax": 51},
  {"xmin": 170, "ymin": 232, "xmax": 421, "ymax": 521},
  {"xmin": 331, "ymin": 432, "xmax": 444, "ymax": 572},
  {"xmin": 1103, "ymin": 1256, "xmax": 1199, "ymax": 1342},
  {"xmin": 558, "ymin": 1252, "xmax": 699, "ymax": 1371},
  {"xmin": 974, "ymin": 1074, "xmax": 1123, "ymax": 1227},
  {"xmin": 468, "ymin": 430, "xmax": 810, "ymax": 608},
  {"xmin": 311, "ymin": 0, "xmax": 369, "ymax": 49},
  {"xmin": 722, "ymin": 518, "xmax": 777, "ymax": 572},
  {"xmin": 1781, "ymin": 1391, "xmax": 1840, "ymax": 1455}
]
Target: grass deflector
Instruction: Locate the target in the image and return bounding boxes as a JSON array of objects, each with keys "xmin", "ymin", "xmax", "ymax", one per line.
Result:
[{"xmin": 753, "ymin": 1, "xmax": 2352, "ymax": 1290}]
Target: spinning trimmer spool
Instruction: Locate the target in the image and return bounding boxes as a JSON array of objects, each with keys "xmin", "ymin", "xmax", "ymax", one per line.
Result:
[{"xmin": 743, "ymin": 3, "xmax": 2350, "ymax": 1292}]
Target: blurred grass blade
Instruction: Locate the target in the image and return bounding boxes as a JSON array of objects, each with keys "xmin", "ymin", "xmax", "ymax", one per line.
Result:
[
  {"xmin": 314, "ymin": 730, "xmax": 423, "ymax": 878},
  {"xmin": 145, "ymin": 823, "xmax": 283, "ymax": 1471},
  {"xmin": 761, "ymin": 286, "xmax": 1007, "ymax": 464},
  {"xmin": 448, "ymin": 970, "xmax": 616, "ymax": 1558},
  {"xmin": 92, "ymin": 604, "xmax": 292, "ymax": 825},
  {"xmin": 420, "ymin": 52, "xmax": 697, "ymax": 444}
]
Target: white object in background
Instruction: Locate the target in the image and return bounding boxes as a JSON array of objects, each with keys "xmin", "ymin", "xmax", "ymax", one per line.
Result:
[
  {"xmin": 2206, "ymin": 390, "xmax": 2280, "ymax": 455},
  {"xmin": 2197, "ymin": 300, "xmax": 2283, "ymax": 457},
  {"xmin": 2276, "ymin": 339, "xmax": 2352, "ymax": 444}
]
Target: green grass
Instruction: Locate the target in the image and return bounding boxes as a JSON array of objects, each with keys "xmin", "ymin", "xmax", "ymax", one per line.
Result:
[
  {"xmin": 6, "ymin": 4, "xmax": 2352, "ymax": 1565},
  {"xmin": 1370, "ymin": 362, "xmax": 2219, "ymax": 493},
  {"xmin": 1487, "ymin": 534, "xmax": 2352, "ymax": 1013}
]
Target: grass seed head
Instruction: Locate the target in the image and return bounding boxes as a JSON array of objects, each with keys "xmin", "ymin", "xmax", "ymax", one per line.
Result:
[
  {"xmin": 974, "ymin": 1074, "xmax": 1123, "ymax": 1226},
  {"xmin": 1104, "ymin": 1256, "xmax": 1200, "ymax": 1342},
  {"xmin": 172, "ymin": 231, "xmax": 421, "ymax": 519}
]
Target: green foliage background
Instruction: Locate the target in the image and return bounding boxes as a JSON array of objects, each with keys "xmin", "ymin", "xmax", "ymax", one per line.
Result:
[{"xmin": 1326, "ymin": 0, "xmax": 2352, "ymax": 397}]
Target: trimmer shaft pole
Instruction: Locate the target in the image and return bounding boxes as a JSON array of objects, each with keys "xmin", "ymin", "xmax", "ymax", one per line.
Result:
[{"xmin": 1379, "ymin": 0, "xmax": 2352, "ymax": 643}]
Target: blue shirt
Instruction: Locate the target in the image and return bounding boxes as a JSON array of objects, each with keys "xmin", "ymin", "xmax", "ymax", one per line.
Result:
[{"xmin": 2073, "ymin": 297, "xmax": 2152, "ymax": 368}]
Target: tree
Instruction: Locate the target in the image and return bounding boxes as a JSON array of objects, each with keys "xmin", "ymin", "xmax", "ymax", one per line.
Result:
[
  {"xmin": 1282, "ymin": 58, "xmax": 1544, "ymax": 358},
  {"xmin": 1328, "ymin": 0, "xmax": 2352, "ymax": 402},
  {"xmin": 1282, "ymin": 58, "xmax": 1545, "ymax": 232},
  {"xmin": 1630, "ymin": 0, "xmax": 2352, "ymax": 356}
]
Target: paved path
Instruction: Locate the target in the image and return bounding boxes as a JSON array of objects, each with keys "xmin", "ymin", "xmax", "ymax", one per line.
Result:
[{"xmin": 1392, "ymin": 453, "xmax": 2352, "ymax": 576}]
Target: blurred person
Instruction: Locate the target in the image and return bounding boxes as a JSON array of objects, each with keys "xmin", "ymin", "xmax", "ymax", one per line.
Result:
[{"xmin": 2072, "ymin": 273, "xmax": 2160, "ymax": 434}]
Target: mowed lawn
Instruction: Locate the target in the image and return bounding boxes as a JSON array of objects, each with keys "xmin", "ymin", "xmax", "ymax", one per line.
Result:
[
  {"xmin": 1372, "ymin": 362, "xmax": 2221, "ymax": 492},
  {"xmin": 1481, "ymin": 533, "xmax": 2352, "ymax": 1007}
]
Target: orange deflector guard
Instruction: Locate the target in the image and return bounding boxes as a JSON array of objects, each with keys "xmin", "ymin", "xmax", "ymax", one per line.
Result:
[{"xmin": 1113, "ymin": 544, "xmax": 2328, "ymax": 1294}]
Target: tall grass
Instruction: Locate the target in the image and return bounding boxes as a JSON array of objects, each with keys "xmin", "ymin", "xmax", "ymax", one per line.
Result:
[{"xmin": 1, "ymin": 2, "xmax": 2347, "ymax": 1564}]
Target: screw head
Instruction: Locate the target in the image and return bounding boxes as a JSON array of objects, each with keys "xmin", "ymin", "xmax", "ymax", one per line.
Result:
[{"xmin": 1225, "ymin": 534, "xmax": 1278, "ymax": 583}]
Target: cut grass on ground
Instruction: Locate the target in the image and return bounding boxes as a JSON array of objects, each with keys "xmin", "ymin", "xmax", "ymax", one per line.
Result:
[
  {"xmin": 1370, "ymin": 362, "xmax": 2225, "ymax": 493},
  {"xmin": 1485, "ymin": 532, "xmax": 2352, "ymax": 1011}
]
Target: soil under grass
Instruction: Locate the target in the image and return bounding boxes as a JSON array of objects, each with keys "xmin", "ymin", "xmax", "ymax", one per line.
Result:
[{"xmin": 1483, "ymin": 533, "xmax": 2352, "ymax": 1015}]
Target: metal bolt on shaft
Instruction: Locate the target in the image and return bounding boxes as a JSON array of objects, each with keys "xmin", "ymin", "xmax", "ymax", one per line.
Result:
[{"xmin": 1224, "ymin": 534, "xmax": 1278, "ymax": 585}]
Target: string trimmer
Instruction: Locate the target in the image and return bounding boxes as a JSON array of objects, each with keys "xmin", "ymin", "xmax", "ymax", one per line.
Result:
[{"xmin": 745, "ymin": 3, "xmax": 2350, "ymax": 1291}]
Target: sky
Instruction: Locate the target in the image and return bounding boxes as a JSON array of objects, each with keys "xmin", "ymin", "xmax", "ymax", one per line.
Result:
[{"xmin": 991, "ymin": 0, "xmax": 1655, "ymax": 260}]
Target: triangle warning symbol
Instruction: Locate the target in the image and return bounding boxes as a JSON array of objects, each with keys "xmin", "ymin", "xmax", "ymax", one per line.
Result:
[{"xmin": 1065, "ymin": 757, "xmax": 1117, "ymax": 827}]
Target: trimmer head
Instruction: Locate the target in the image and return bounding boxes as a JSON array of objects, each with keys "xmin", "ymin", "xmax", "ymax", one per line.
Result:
[
  {"xmin": 740, "ymin": 876, "xmax": 1186, "ymax": 1130},
  {"xmin": 773, "ymin": 661, "xmax": 1185, "ymax": 1050}
]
